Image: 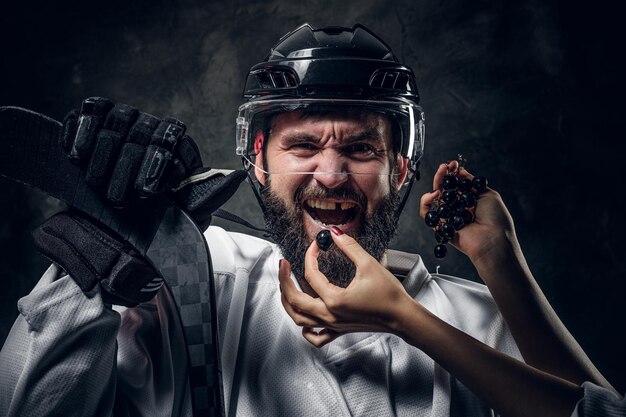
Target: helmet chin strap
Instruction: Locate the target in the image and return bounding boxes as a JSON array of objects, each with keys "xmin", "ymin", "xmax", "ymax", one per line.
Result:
[
  {"xmin": 395, "ymin": 163, "xmax": 420, "ymax": 220},
  {"xmin": 243, "ymin": 156, "xmax": 267, "ymax": 214}
]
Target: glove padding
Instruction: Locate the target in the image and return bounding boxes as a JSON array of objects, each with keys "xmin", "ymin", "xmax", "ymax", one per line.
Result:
[
  {"xmin": 32, "ymin": 211, "xmax": 163, "ymax": 307},
  {"xmin": 60, "ymin": 97, "xmax": 246, "ymax": 226},
  {"xmin": 43, "ymin": 98, "xmax": 248, "ymax": 306},
  {"xmin": 61, "ymin": 97, "xmax": 204, "ymax": 207}
]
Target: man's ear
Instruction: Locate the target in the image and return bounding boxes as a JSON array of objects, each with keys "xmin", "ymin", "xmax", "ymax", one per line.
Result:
[
  {"xmin": 253, "ymin": 131, "xmax": 267, "ymax": 186},
  {"xmin": 395, "ymin": 156, "xmax": 409, "ymax": 190}
]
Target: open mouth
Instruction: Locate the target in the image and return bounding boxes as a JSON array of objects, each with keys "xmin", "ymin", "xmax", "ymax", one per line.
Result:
[{"xmin": 303, "ymin": 199, "xmax": 360, "ymax": 226}]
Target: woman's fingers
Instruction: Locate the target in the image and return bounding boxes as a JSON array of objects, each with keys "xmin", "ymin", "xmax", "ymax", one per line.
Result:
[
  {"xmin": 303, "ymin": 240, "xmax": 338, "ymax": 298},
  {"xmin": 432, "ymin": 161, "xmax": 459, "ymax": 191},
  {"xmin": 326, "ymin": 227, "xmax": 374, "ymax": 270},
  {"xmin": 422, "ymin": 159, "xmax": 486, "ymax": 220},
  {"xmin": 422, "ymin": 160, "xmax": 461, "ymax": 219},
  {"xmin": 457, "ymin": 164, "xmax": 475, "ymax": 181},
  {"xmin": 281, "ymin": 294, "xmax": 325, "ymax": 327},
  {"xmin": 432, "ymin": 162, "xmax": 447, "ymax": 190},
  {"xmin": 279, "ymin": 258, "xmax": 335, "ymax": 322},
  {"xmin": 302, "ymin": 327, "xmax": 342, "ymax": 348},
  {"xmin": 419, "ymin": 189, "xmax": 440, "ymax": 218}
]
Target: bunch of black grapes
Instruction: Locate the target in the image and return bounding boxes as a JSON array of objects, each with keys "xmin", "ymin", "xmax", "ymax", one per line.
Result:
[{"xmin": 425, "ymin": 173, "xmax": 488, "ymax": 258}]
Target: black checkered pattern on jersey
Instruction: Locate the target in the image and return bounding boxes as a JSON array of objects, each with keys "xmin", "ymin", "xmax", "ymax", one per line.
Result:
[
  {"xmin": 0, "ymin": 109, "xmax": 224, "ymax": 416},
  {"xmin": 147, "ymin": 207, "xmax": 224, "ymax": 417}
]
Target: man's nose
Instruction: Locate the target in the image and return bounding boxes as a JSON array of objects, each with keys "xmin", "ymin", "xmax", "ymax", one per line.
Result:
[{"xmin": 312, "ymin": 155, "xmax": 349, "ymax": 189}]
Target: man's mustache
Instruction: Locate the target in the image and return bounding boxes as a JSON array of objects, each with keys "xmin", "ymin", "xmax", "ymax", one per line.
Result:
[{"xmin": 294, "ymin": 185, "xmax": 367, "ymax": 208}]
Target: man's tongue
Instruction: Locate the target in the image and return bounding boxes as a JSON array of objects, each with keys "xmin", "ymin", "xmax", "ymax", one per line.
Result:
[{"xmin": 312, "ymin": 207, "xmax": 353, "ymax": 225}]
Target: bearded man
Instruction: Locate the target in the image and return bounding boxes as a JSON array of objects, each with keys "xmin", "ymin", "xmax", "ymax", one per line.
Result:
[{"xmin": 0, "ymin": 23, "xmax": 621, "ymax": 417}]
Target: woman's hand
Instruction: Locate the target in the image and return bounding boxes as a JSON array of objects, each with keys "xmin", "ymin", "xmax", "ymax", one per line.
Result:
[
  {"xmin": 278, "ymin": 227, "xmax": 416, "ymax": 348},
  {"xmin": 419, "ymin": 160, "xmax": 517, "ymax": 263}
]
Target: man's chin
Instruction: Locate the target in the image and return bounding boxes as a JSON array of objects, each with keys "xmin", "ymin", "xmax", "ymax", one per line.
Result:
[
  {"xmin": 316, "ymin": 247, "xmax": 357, "ymax": 288},
  {"xmin": 261, "ymin": 183, "xmax": 401, "ymax": 289},
  {"xmin": 301, "ymin": 215, "xmax": 360, "ymax": 288}
]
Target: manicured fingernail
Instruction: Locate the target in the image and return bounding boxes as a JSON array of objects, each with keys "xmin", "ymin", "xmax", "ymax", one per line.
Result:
[
  {"xmin": 279, "ymin": 259, "xmax": 284, "ymax": 269},
  {"xmin": 331, "ymin": 226, "xmax": 343, "ymax": 236}
]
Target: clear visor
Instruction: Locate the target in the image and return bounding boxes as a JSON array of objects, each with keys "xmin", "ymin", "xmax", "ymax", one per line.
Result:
[{"xmin": 235, "ymin": 99, "xmax": 425, "ymax": 177}]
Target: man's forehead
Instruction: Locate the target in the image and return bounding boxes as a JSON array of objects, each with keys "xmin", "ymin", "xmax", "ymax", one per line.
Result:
[{"xmin": 270, "ymin": 109, "xmax": 392, "ymax": 137}]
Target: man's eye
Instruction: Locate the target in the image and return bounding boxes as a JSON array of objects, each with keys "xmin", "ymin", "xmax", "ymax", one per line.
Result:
[
  {"xmin": 292, "ymin": 143, "xmax": 318, "ymax": 151},
  {"xmin": 343, "ymin": 143, "xmax": 375, "ymax": 155}
]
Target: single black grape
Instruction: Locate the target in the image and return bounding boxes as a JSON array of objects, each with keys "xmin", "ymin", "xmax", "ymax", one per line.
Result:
[
  {"xmin": 472, "ymin": 176, "xmax": 488, "ymax": 193},
  {"xmin": 451, "ymin": 214, "xmax": 465, "ymax": 230},
  {"xmin": 425, "ymin": 210, "xmax": 440, "ymax": 227},
  {"xmin": 316, "ymin": 229, "xmax": 333, "ymax": 251},
  {"xmin": 442, "ymin": 189, "xmax": 458, "ymax": 205},
  {"xmin": 458, "ymin": 178, "xmax": 473, "ymax": 192},
  {"xmin": 451, "ymin": 199, "xmax": 465, "ymax": 211},
  {"xmin": 441, "ymin": 222, "xmax": 456, "ymax": 238},
  {"xmin": 437, "ymin": 204, "xmax": 452, "ymax": 219},
  {"xmin": 460, "ymin": 209, "xmax": 474, "ymax": 224},
  {"xmin": 442, "ymin": 174, "xmax": 459, "ymax": 190},
  {"xmin": 435, "ymin": 229, "xmax": 449, "ymax": 244},
  {"xmin": 434, "ymin": 244, "xmax": 448, "ymax": 258},
  {"xmin": 461, "ymin": 192, "xmax": 476, "ymax": 208}
]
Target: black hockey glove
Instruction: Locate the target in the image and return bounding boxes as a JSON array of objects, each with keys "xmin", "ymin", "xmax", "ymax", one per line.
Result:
[
  {"xmin": 32, "ymin": 210, "xmax": 163, "ymax": 307},
  {"xmin": 60, "ymin": 96, "xmax": 246, "ymax": 221},
  {"xmin": 32, "ymin": 97, "xmax": 246, "ymax": 306}
]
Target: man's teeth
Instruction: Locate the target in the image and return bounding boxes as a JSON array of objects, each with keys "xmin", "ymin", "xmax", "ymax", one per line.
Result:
[{"xmin": 306, "ymin": 199, "xmax": 356, "ymax": 210}]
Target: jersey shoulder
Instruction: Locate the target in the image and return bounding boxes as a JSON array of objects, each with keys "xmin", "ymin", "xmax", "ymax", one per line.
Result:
[{"xmin": 204, "ymin": 226, "xmax": 280, "ymax": 283}]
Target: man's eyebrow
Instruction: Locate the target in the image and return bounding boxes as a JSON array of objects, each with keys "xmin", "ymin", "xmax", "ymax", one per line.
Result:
[
  {"xmin": 280, "ymin": 130, "xmax": 385, "ymax": 145},
  {"xmin": 342, "ymin": 130, "xmax": 384, "ymax": 144},
  {"xmin": 280, "ymin": 133, "xmax": 320, "ymax": 145}
]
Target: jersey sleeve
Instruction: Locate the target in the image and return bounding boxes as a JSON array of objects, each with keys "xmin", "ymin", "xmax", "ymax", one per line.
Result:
[
  {"xmin": 571, "ymin": 382, "xmax": 626, "ymax": 417},
  {"xmin": 0, "ymin": 264, "xmax": 120, "ymax": 417}
]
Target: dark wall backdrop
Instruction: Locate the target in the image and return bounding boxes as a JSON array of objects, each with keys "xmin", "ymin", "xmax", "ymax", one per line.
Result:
[{"xmin": 1, "ymin": 0, "xmax": 624, "ymax": 393}]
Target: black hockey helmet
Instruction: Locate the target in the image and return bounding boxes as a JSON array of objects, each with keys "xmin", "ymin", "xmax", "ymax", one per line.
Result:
[
  {"xmin": 242, "ymin": 23, "xmax": 420, "ymax": 104},
  {"xmin": 236, "ymin": 23, "xmax": 425, "ymax": 214}
]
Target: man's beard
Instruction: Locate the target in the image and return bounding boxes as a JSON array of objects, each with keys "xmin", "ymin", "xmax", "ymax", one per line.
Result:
[{"xmin": 261, "ymin": 181, "xmax": 401, "ymax": 288}]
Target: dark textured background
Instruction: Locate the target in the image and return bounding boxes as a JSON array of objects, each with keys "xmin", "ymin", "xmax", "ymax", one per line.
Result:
[{"xmin": 1, "ymin": 0, "xmax": 624, "ymax": 393}]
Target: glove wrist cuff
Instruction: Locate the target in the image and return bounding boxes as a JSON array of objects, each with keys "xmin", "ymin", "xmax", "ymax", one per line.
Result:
[{"xmin": 32, "ymin": 211, "xmax": 162, "ymax": 307}]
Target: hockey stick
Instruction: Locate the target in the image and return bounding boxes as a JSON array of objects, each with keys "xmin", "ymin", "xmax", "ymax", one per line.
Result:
[{"xmin": 0, "ymin": 106, "xmax": 224, "ymax": 417}]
